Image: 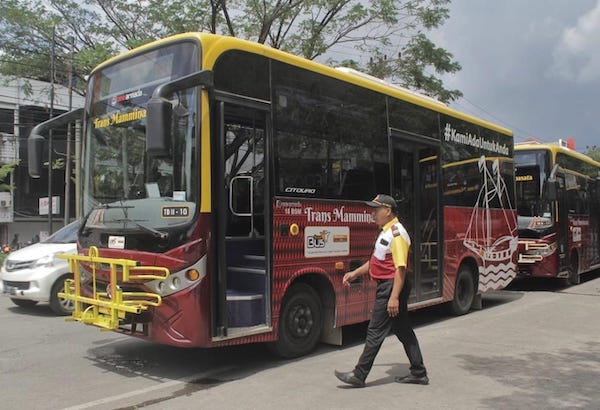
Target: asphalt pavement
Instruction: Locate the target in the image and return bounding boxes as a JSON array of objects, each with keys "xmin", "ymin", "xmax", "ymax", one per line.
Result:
[
  {"xmin": 93, "ymin": 273, "xmax": 600, "ymax": 410},
  {"xmin": 2, "ymin": 272, "xmax": 599, "ymax": 410}
]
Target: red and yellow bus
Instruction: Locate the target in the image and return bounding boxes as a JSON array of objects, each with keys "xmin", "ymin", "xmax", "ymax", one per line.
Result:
[
  {"xmin": 515, "ymin": 142, "xmax": 600, "ymax": 284},
  {"xmin": 28, "ymin": 33, "xmax": 517, "ymax": 357}
]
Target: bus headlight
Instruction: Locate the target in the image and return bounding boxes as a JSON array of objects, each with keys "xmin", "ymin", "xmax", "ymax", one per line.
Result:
[
  {"xmin": 157, "ymin": 281, "xmax": 166, "ymax": 293},
  {"xmin": 147, "ymin": 255, "xmax": 206, "ymax": 297},
  {"xmin": 106, "ymin": 284, "xmax": 121, "ymax": 299},
  {"xmin": 524, "ymin": 242, "xmax": 557, "ymax": 257},
  {"xmin": 80, "ymin": 268, "xmax": 92, "ymax": 284}
]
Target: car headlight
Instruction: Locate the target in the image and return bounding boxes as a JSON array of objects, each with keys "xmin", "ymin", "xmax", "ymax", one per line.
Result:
[{"xmin": 33, "ymin": 254, "xmax": 56, "ymax": 268}]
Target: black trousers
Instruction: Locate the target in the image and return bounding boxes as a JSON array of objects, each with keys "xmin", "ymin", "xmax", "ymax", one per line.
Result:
[{"xmin": 353, "ymin": 278, "xmax": 427, "ymax": 381}]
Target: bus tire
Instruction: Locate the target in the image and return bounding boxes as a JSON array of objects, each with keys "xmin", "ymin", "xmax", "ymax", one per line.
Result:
[
  {"xmin": 49, "ymin": 275, "xmax": 75, "ymax": 316},
  {"xmin": 567, "ymin": 253, "xmax": 580, "ymax": 286},
  {"xmin": 450, "ymin": 265, "xmax": 475, "ymax": 316},
  {"xmin": 269, "ymin": 283, "xmax": 322, "ymax": 359}
]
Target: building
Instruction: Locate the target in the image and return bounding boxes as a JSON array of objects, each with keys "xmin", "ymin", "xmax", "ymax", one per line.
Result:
[{"xmin": 0, "ymin": 76, "xmax": 85, "ymax": 247}]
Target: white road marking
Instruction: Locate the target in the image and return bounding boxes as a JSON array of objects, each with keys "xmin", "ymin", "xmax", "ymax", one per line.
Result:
[{"xmin": 62, "ymin": 366, "xmax": 234, "ymax": 410}]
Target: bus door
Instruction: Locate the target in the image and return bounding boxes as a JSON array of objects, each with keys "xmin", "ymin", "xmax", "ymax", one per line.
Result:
[
  {"xmin": 391, "ymin": 134, "xmax": 442, "ymax": 303},
  {"xmin": 213, "ymin": 97, "xmax": 271, "ymax": 338},
  {"xmin": 556, "ymin": 173, "xmax": 569, "ymax": 274}
]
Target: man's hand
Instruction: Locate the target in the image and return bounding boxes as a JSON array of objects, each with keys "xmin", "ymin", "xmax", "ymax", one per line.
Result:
[
  {"xmin": 342, "ymin": 261, "xmax": 368, "ymax": 287},
  {"xmin": 387, "ymin": 296, "xmax": 399, "ymax": 317},
  {"xmin": 343, "ymin": 271, "xmax": 356, "ymax": 287}
]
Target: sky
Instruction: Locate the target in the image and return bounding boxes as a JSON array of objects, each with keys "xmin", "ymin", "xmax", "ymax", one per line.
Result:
[{"xmin": 431, "ymin": 0, "xmax": 600, "ymax": 152}]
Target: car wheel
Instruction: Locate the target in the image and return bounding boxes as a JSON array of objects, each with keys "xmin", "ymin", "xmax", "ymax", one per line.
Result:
[
  {"xmin": 49, "ymin": 275, "xmax": 74, "ymax": 316},
  {"xmin": 10, "ymin": 298, "xmax": 38, "ymax": 308}
]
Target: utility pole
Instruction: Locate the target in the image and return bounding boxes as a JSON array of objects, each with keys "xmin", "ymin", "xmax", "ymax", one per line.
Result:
[
  {"xmin": 48, "ymin": 23, "xmax": 55, "ymax": 235},
  {"xmin": 64, "ymin": 36, "xmax": 74, "ymax": 225}
]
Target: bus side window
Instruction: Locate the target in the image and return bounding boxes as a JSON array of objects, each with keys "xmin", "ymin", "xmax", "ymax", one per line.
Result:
[
  {"xmin": 565, "ymin": 174, "xmax": 578, "ymax": 213},
  {"xmin": 338, "ymin": 169, "xmax": 375, "ymax": 200}
]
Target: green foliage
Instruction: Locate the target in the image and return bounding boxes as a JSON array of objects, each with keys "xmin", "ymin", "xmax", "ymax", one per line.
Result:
[
  {"xmin": 0, "ymin": 163, "xmax": 16, "ymax": 192},
  {"xmin": 584, "ymin": 146, "xmax": 600, "ymax": 163},
  {"xmin": 0, "ymin": 0, "xmax": 462, "ymax": 102}
]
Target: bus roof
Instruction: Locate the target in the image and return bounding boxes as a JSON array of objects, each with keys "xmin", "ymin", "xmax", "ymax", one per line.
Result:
[
  {"xmin": 515, "ymin": 142, "xmax": 600, "ymax": 169},
  {"xmin": 92, "ymin": 32, "xmax": 512, "ymax": 137}
]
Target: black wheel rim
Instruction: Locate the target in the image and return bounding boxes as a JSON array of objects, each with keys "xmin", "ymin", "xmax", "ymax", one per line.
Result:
[{"xmin": 287, "ymin": 302, "xmax": 314, "ymax": 340}]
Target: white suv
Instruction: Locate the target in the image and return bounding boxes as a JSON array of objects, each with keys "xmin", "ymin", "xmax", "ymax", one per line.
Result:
[{"xmin": 1, "ymin": 220, "xmax": 79, "ymax": 315}]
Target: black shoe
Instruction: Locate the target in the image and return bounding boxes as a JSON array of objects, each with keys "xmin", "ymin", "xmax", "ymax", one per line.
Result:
[
  {"xmin": 334, "ymin": 370, "xmax": 365, "ymax": 388},
  {"xmin": 395, "ymin": 374, "xmax": 429, "ymax": 385}
]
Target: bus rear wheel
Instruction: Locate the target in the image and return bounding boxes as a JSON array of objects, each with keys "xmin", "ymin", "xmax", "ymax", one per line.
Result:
[
  {"xmin": 450, "ymin": 265, "xmax": 475, "ymax": 316},
  {"xmin": 269, "ymin": 283, "xmax": 322, "ymax": 359}
]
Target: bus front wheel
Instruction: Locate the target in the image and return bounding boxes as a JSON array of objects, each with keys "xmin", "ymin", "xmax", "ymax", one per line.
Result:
[
  {"xmin": 450, "ymin": 265, "xmax": 475, "ymax": 316},
  {"xmin": 269, "ymin": 283, "xmax": 322, "ymax": 359},
  {"xmin": 567, "ymin": 253, "xmax": 580, "ymax": 286}
]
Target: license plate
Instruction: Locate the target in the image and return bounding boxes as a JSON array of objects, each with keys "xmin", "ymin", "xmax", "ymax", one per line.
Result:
[{"xmin": 2, "ymin": 286, "xmax": 17, "ymax": 296}]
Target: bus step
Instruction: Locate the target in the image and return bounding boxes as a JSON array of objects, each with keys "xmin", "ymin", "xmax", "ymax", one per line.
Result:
[
  {"xmin": 241, "ymin": 254, "xmax": 266, "ymax": 267},
  {"xmin": 228, "ymin": 266, "xmax": 266, "ymax": 275},
  {"xmin": 227, "ymin": 265, "xmax": 266, "ymax": 294},
  {"xmin": 226, "ymin": 290, "xmax": 264, "ymax": 327}
]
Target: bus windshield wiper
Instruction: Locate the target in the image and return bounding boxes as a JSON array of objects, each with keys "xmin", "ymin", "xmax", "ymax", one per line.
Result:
[
  {"xmin": 113, "ymin": 218, "xmax": 169, "ymax": 240},
  {"xmin": 97, "ymin": 203, "xmax": 134, "ymax": 209}
]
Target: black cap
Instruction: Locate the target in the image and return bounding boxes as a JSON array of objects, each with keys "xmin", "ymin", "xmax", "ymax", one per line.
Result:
[{"xmin": 366, "ymin": 194, "xmax": 398, "ymax": 211}]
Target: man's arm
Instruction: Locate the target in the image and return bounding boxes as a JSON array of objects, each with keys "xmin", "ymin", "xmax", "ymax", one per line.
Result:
[
  {"xmin": 388, "ymin": 231, "xmax": 410, "ymax": 317},
  {"xmin": 342, "ymin": 261, "xmax": 369, "ymax": 287},
  {"xmin": 387, "ymin": 266, "xmax": 406, "ymax": 317}
]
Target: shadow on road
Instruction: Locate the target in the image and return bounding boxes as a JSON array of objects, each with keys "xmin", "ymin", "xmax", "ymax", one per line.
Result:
[
  {"xmin": 5, "ymin": 303, "xmax": 59, "ymax": 317},
  {"xmin": 81, "ymin": 285, "xmax": 524, "ymax": 397},
  {"xmin": 507, "ymin": 268, "xmax": 600, "ymax": 292},
  {"xmin": 456, "ymin": 341, "xmax": 600, "ymax": 409}
]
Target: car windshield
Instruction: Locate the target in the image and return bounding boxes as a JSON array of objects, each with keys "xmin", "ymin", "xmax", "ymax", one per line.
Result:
[{"xmin": 44, "ymin": 221, "xmax": 80, "ymax": 244}]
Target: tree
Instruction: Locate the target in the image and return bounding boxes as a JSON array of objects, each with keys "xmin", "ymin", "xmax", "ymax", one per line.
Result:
[
  {"xmin": 584, "ymin": 145, "xmax": 600, "ymax": 163},
  {"xmin": 0, "ymin": 0, "xmax": 462, "ymax": 102},
  {"xmin": 0, "ymin": 163, "xmax": 16, "ymax": 192}
]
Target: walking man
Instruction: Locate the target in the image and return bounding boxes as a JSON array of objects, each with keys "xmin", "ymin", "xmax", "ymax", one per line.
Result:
[{"xmin": 335, "ymin": 194, "xmax": 428, "ymax": 387}]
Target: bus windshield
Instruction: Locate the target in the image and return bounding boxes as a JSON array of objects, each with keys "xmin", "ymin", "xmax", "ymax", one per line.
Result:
[
  {"xmin": 82, "ymin": 41, "xmax": 200, "ymax": 234},
  {"xmin": 514, "ymin": 148, "xmax": 554, "ymax": 232}
]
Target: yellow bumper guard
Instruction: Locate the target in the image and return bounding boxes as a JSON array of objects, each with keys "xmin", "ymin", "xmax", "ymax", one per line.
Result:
[{"xmin": 57, "ymin": 246, "xmax": 170, "ymax": 330}]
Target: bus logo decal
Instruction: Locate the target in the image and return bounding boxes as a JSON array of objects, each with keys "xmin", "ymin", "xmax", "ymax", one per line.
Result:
[
  {"xmin": 285, "ymin": 187, "xmax": 316, "ymax": 194},
  {"xmin": 304, "ymin": 226, "xmax": 350, "ymax": 258}
]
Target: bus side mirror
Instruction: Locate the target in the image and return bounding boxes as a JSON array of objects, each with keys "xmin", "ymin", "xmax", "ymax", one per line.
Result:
[
  {"xmin": 146, "ymin": 70, "xmax": 213, "ymax": 157},
  {"xmin": 545, "ymin": 179, "xmax": 557, "ymax": 201},
  {"xmin": 27, "ymin": 107, "xmax": 83, "ymax": 178},
  {"xmin": 27, "ymin": 134, "xmax": 45, "ymax": 178},
  {"xmin": 146, "ymin": 97, "xmax": 173, "ymax": 157}
]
